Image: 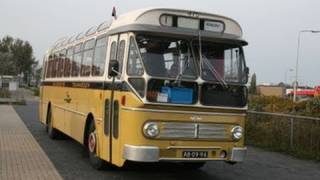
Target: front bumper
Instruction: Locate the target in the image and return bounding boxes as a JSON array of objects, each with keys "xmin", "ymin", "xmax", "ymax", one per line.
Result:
[
  {"xmin": 123, "ymin": 144, "xmax": 247, "ymax": 162},
  {"xmin": 230, "ymin": 147, "xmax": 247, "ymax": 162}
]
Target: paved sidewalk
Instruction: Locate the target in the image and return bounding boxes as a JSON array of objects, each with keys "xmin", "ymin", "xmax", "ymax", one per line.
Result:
[
  {"xmin": 0, "ymin": 105, "xmax": 62, "ymax": 180},
  {"xmin": 10, "ymin": 88, "xmax": 39, "ymax": 102}
]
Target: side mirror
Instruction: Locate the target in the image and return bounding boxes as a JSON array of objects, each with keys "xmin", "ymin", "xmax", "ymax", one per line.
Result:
[
  {"xmin": 245, "ymin": 67, "xmax": 250, "ymax": 75},
  {"xmin": 243, "ymin": 67, "xmax": 250, "ymax": 83},
  {"xmin": 108, "ymin": 60, "xmax": 119, "ymax": 77}
]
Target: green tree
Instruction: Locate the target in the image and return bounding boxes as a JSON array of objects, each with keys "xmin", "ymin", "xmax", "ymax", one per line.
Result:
[
  {"xmin": 249, "ymin": 73, "xmax": 257, "ymax": 94},
  {"xmin": 0, "ymin": 52, "xmax": 15, "ymax": 75},
  {"xmin": 0, "ymin": 36, "xmax": 13, "ymax": 52},
  {"xmin": 0, "ymin": 36, "xmax": 37, "ymax": 85},
  {"xmin": 34, "ymin": 67, "xmax": 42, "ymax": 86},
  {"xmin": 0, "ymin": 36, "xmax": 15, "ymax": 75}
]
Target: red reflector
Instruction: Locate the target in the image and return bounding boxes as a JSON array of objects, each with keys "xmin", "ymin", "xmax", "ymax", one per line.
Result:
[{"xmin": 121, "ymin": 96, "xmax": 126, "ymax": 106}]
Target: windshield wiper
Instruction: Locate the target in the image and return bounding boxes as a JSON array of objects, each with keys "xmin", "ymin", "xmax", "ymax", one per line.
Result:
[
  {"xmin": 201, "ymin": 55, "xmax": 228, "ymax": 88},
  {"xmin": 196, "ymin": 30, "xmax": 228, "ymax": 88},
  {"xmin": 174, "ymin": 48, "xmax": 192, "ymax": 85}
]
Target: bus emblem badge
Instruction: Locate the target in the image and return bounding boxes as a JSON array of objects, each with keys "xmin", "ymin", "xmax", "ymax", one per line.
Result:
[{"xmin": 190, "ymin": 116, "xmax": 202, "ymax": 121}]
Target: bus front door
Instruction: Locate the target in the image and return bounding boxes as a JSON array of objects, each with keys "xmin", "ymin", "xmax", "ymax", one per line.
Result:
[{"xmin": 103, "ymin": 33, "xmax": 128, "ymax": 165}]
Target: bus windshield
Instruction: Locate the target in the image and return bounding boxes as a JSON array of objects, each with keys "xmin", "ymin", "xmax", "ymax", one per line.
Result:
[
  {"xmin": 136, "ymin": 35, "xmax": 197, "ymax": 80},
  {"xmin": 135, "ymin": 35, "xmax": 247, "ymax": 84},
  {"xmin": 193, "ymin": 41, "xmax": 247, "ymax": 84}
]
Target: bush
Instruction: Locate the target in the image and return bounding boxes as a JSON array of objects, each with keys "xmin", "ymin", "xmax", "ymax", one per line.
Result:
[
  {"xmin": 249, "ymin": 95, "xmax": 320, "ymax": 117},
  {"xmin": 247, "ymin": 95, "xmax": 320, "ymax": 160},
  {"xmin": 306, "ymin": 97, "xmax": 320, "ymax": 115},
  {"xmin": 249, "ymin": 95, "xmax": 294, "ymax": 113},
  {"xmin": 246, "ymin": 113, "xmax": 320, "ymax": 160},
  {"xmin": 32, "ymin": 87, "xmax": 39, "ymax": 96},
  {"xmin": 25, "ymin": 86, "xmax": 39, "ymax": 96},
  {"xmin": 0, "ymin": 89, "xmax": 11, "ymax": 98}
]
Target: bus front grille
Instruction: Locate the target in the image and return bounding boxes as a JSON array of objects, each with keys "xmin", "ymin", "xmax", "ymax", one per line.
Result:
[
  {"xmin": 198, "ymin": 123, "xmax": 228, "ymax": 139},
  {"xmin": 158, "ymin": 122, "xmax": 228, "ymax": 140}
]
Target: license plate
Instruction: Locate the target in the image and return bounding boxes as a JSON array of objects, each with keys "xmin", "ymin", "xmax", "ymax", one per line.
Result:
[{"xmin": 182, "ymin": 151, "xmax": 208, "ymax": 158}]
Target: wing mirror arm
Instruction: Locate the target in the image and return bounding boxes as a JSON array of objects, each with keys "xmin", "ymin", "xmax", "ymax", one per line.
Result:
[
  {"xmin": 108, "ymin": 59, "xmax": 120, "ymax": 77},
  {"xmin": 111, "ymin": 67, "xmax": 121, "ymax": 76}
]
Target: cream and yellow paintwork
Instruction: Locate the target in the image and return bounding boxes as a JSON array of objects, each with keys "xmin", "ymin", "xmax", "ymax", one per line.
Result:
[
  {"xmin": 40, "ymin": 7, "xmax": 247, "ymax": 167},
  {"xmin": 39, "ymin": 85, "xmax": 245, "ymax": 167}
]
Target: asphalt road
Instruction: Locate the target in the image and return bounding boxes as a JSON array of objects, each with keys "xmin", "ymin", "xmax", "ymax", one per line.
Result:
[{"xmin": 13, "ymin": 101, "xmax": 320, "ymax": 180}]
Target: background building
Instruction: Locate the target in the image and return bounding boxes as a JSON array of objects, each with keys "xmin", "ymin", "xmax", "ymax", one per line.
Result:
[
  {"xmin": 0, "ymin": 75, "xmax": 19, "ymax": 91},
  {"xmin": 257, "ymin": 85, "xmax": 286, "ymax": 97}
]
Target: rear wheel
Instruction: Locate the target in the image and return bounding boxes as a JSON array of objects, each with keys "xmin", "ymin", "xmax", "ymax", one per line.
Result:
[
  {"xmin": 181, "ymin": 162, "xmax": 206, "ymax": 170},
  {"xmin": 87, "ymin": 121, "xmax": 105, "ymax": 170},
  {"xmin": 47, "ymin": 107, "xmax": 60, "ymax": 139}
]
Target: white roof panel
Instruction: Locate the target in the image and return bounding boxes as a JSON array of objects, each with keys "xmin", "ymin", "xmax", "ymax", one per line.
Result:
[{"xmin": 50, "ymin": 8, "xmax": 244, "ymax": 52}]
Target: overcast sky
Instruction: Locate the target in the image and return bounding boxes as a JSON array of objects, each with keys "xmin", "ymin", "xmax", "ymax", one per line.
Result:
[{"xmin": 1, "ymin": 0, "xmax": 319, "ymax": 86}]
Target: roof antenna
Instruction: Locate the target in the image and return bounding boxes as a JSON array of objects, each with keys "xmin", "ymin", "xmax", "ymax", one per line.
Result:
[{"xmin": 112, "ymin": 6, "xmax": 117, "ymax": 20}]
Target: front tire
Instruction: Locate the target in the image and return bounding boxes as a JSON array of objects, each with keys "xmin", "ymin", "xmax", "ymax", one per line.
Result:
[
  {"xmin": 87, "ymin": 121, "xmax": 105, "ymax": 170},
  {"xmin": 47, "ymin": 107, "xmax": 60, "ymax": 139}
]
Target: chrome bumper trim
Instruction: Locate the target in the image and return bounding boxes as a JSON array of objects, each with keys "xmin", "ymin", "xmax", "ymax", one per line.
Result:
[
  {"xmin": 166, "ymin": 146, "xmax": 221, "ymax": 150},
  {"xmin": 123, "ymin": 144, "xmax": 247, "ymax": 163},
  {"xmin": 230, "ymin": 147, "xmax": 247, "ymax": 162},
  {"xmin": 123, "ymin": 144, "xmax": 159, "ymax": 162},
  {"xmin": 159, "ymin": 157, "xmax": 224, "ymax": 161}
]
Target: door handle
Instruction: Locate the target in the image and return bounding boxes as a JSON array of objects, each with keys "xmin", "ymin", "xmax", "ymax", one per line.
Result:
[{"xmin": 64, "ymin": 94, "xmax": 72, "ymax": 103}]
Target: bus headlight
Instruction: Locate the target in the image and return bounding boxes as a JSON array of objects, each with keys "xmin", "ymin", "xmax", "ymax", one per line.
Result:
[
  {"xmin": 143, "ymin": 122, "xmax": 160, "ymax": 138},
  {"xmin": 231, "ymin": 126, "xmax": 243, "ymax": 140}
]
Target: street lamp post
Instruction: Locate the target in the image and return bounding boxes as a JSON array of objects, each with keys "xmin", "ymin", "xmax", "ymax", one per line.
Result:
[
  {"xmin": 285, "ymin": 68, "xmax": 293, "ymax": 85},
  {"xmin": 293, "ymin": 30, "xmax": 320, "ymax": 102}
]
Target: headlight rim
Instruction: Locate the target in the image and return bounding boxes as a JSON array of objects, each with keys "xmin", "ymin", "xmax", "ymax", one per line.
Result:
[
  {"xmin": 231, "ymin": 125, "xmax": 243, "ymax": 141},
  {"xmin": 143, "ymin": 122, "xmax": 160, "ymax": 138}
]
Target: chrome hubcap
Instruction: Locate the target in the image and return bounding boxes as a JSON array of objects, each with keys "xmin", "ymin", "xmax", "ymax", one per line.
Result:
[{"xmin": 88, "ymin": 132, "xmax": 96, "ymax": 153}]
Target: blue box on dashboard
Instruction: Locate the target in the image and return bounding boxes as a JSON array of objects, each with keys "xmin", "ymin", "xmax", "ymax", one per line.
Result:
[{"xmin": 161, "ymin": 87, "xmax": 193, "ymax": 104}]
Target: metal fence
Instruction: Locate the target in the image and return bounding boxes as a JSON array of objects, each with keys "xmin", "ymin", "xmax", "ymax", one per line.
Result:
[{"xmin": 246, "ymin": 111, "xmax": 320, "ymax": 160}]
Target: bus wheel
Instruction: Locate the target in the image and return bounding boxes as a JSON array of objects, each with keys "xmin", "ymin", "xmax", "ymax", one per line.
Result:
[
  {"xmin": 181, "ymin": 162, "xmax": 206, "ymax": 170},
  {"xmin": 87, "ymin": 122, "xmax": 105, "ymax": 170},
  {"xmin": 47, "ymin": 107, "xmax": 60, "ymax": 139}
]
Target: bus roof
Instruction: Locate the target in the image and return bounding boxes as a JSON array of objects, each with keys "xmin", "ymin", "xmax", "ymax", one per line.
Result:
[{"xmin": 50, "ymin": 7, "xmax": 246, "ymax": 52}]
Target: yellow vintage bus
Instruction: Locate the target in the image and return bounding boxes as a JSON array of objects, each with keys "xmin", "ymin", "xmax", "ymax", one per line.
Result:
[{"xmin": 39, "ymin": 8, "xmax": 249, "ymax": 169}]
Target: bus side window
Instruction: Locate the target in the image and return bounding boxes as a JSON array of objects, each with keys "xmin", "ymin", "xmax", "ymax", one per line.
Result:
[
  {"xmin": 92, "ymin": 36, "xmax": 107, "ymax": 76},
  {"xmin": 64, "ymin": 47, "xmax": 73, "ymax": 77},
  {"xmin": 58, "ymin": 50, "xmax": 66, "ymax": 77},
  {"xmin": 117, "ymin": 40, "xmax": 125, "ymax": 78},
  {"xmin": 108, "ymin": 41, "xmax": 117, "ymax": 78},
  {"xmin": 81, "ymin": 39, "xmax": 95, "ymax": 76},
  {"xmin": 46, "ymin": 55, "xmax": 52, "ymax": 78},
  {"xmin": 127, "ymin": 37, "xmax": 143, "ymax": 76},
  {"xmin": 110, "ymin": 42, "xmax": 117, "ymax": 60},
  {"xmin": 52, "ymin": 53, "xmax": 59, "ymax": 78},
  {"xmin": 72, "ymin": 43, "xmax": 82, "ymax": 77},
  {"xmin": 42, "ymin": 60, "xmax": 47, "ymax": 80}
]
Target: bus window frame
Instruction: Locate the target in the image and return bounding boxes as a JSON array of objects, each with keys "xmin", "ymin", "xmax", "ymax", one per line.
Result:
[
  {"xmin": 42, "ymin": 56, "xmax": 47, "ymax": 80},
  {"xmin": 45, "ymin": 55, "xmax": 53, "ymax": 78},
  {"xmin": 81, "ymin": 38, "xmax": 95, "ymax": 77},
  {"xmin": 71, "ymin": 43, "xmax": 83, "ymax": 77},
  {"xmin": 126, "ymin": 36, "xmax": 145, "ymax": 77},
  {"xmin": 108, "ymin": 40, "xmax": 118, "ymax": 79},
  {"xmin": 57, "ymin": 49, "xmax": 66, "ymax": 78},
  {"xmin": 92, "ymin": 35, "xmax": 108, "ymax": 77},
  {"xmin": 116, "ymin": 40, "xmax": 126, "ymax": 79},
  {"xmin": 52, "ymin": 53, "xmax": 59, "ymax": 78},
  {"xmin": 64, "ymin": 47, "xmax": 74, "ymax": 77}
]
